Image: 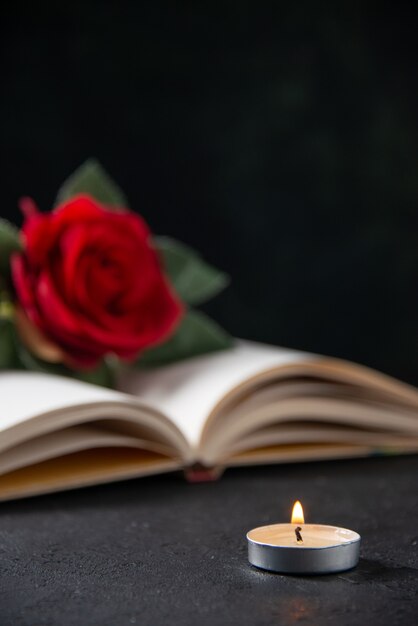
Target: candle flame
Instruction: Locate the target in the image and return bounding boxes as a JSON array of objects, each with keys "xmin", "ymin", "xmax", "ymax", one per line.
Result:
[{"xmin": 291, "ymin": 500, "xmax": 304, "ymax": 524}]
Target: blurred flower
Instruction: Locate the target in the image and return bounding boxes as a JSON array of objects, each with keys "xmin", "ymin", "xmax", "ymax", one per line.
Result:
[{"xmin": 11, "ymin": 195, "xmax": 183, "ymax": 368}]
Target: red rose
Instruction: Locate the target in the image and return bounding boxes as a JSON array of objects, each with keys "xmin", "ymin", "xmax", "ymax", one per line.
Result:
[{"xmin": 12, "ymin": 195, "xmax": 183, "ymax": 368}]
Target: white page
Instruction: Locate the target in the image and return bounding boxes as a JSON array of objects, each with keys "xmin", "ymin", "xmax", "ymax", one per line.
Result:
[
  {"xmin": 0, "ymin": 371, "xmax": 128, "ymax": 433},
  {"xmin": 119, "ymin": 340, "xmax": 312, "ymax": 448},
  {"xmin": 0, "ymin": 341, "xmax": 310, "ymax": 451}
]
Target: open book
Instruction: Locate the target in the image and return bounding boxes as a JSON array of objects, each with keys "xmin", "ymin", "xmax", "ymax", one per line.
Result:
[{"xmin": 1, "ymin": 340, "xmax": 418, "ymax": 500}]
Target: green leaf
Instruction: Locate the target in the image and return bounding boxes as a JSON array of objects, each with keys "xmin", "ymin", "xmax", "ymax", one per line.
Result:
[
  {"xmin": 55, "ymin": 158, "xmax": 128, "ymax": 208},
  {"xmin": 155, "ymin": 237, "xmax": 229, "ymax": 306},
  {"xmin": 0, "ymin": 219, "xmax": 22, "ymax": 280},
  {"xmin": 74, "ymin": 358, "xmax": 115, "ymax": 388},
  {"xmin": 16, "ymin": 343, "xmax": 71, "ymax": 376},
  {"xmin": 16, "ymin": 342, "xmax": 115, "ymax": 388},
  {"xmin": 0, "ymin": 319, "xmax": 21, "ymax": 369},
  {"xmin": 138, "ymin": 309, "xmax": 233, "ymax": 367}
]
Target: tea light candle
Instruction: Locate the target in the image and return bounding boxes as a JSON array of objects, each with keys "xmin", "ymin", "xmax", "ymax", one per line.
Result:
[{"xmin": 247, "ymin": 501, "xmax": 360, "ymax": 575}]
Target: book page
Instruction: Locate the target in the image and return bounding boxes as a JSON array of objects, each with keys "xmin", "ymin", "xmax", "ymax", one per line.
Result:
[
  {"xmin": 0, "ymin": 448, "xmax": 181, "ymax": 502},
  {"xmin": 0, "ymin": 424, "xmax": 178, "ymax": 475},
  {"xmin": 0, "ymin": 371, "xmax": 125, "ymax": 433},
  {"xmin": 119, "ymin": 340, "xmax": 312, "ymax": 448},
  {"xmin": 0, "ymin": 372, "xmax": 190, "ymax": 461}
]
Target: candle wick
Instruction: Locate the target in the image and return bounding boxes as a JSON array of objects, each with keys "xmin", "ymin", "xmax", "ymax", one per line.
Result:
[{"xmin": 295, "ymin": 526, "xmax": 303, "ymax": 543}]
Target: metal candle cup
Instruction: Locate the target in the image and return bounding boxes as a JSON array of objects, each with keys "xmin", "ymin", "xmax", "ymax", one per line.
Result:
[{"xmin": 247, "ymin": 501, "xmax": 361, "ymax": 575}]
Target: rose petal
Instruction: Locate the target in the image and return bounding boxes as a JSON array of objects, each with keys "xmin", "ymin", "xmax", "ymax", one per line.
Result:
[{"xmin": 12, "ymin": 194, "xmax": 184, "ymax": 368}]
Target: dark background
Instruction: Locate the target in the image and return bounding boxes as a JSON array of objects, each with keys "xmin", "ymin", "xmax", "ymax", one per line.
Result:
[{"xmin": 1, "ymin": 1, "xmax": 417, "ymax": 384}]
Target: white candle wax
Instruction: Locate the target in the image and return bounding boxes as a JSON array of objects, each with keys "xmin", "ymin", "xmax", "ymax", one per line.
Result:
[{"xmin": 247, "ymin": 523, "xmax": 359, "ymax": 548}]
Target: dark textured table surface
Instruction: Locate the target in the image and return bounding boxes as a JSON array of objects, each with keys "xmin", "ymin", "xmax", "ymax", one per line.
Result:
[{"xmin": 0, "ymin": 456, "xmax": 417, "ymax": 626}]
